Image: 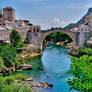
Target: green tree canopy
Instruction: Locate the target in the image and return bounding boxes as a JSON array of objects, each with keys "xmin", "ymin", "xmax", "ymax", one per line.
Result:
[
  {"xmin": 10, "ymin": 30, "xmax": 22, "ymax": 48},
  {"xmin": 44, "ymin": 32, "xmax": 73, "ymax": 43},
  {"xmin": 68, "ymin": 55, "xmax": 92, "ymax": 91},
  {"xmin": 0, "ymin": 57, "xmax": 4, "ymax": 72},
  {"xmin": 0, "ymin": 44, "xmax": 17, "ymax": 67}
]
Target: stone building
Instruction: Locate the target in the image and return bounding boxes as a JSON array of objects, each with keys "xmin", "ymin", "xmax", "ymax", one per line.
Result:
[
  {"xmin": 77, "ymin": 24, "xmax": 90, "ymax": 32},
  {"xmin": 15, "ymin": 20, "xmax": 29, "ymax": 27},
  {"xmin": 28, "ymin": 25, "xmax": 41, "ymax": 44},
  {"xmin": 77, "ymin": 24, "xmax": 91, "ymax": 47},
  {"xmin": 15, "ymin": 26, "xmax": 29, "ymax": 41},
  {"xmin": 0, "ymin": 26, "xmax": 10, "ymax": 44},
  {"xmin": 23, "ymin": 20, "xmax": 29, "ymax": 26},
  {"xmin": 75, "ymin": 14, "xmax": 92, "ymax": 47},
  {"xmin": 0, "ymin": 6, "xmax": 41, "ymax": 45},
  {"xmin": 27, "ymin": 25, "xmax": 41, "ymax": 53},
  {"xmin": 3, "ymin": 6, "xmax": 15, "ymax": 22},
  {"xmin": 85, "ymin": 13, "xmax": 92, "ymax": 34}
]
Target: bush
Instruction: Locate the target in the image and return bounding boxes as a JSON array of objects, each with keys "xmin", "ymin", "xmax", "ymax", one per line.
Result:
[
  {"xmin": 79, "ymin": 47, "xmax": 92, "ymax": 56},
  {"xmin": 44, "ymin": 32, "xmax": 73, "ymax": 44},
  {"xmin": 0, "ymin": 57, "xmax": 4, "ymax": 72},
  {"xmin": 10, "ymin": 30, "xmax": 22, "ymax": 48},
  {"xmin": 3, "ymin": 76, "xmax": 14, "ymax": 85},
  {"xmin": 0, "ymin": 44, "xmax": 17, "ymax": 67},
  {"xmin": 15, "ymin": 74, "xmax": 27, "ymax": 82},
  {"xmin": 0, "ymin": 76, "xmax": 31, "ymax": 92},
  {"xmin": 15, "ymin": 60, "xmax": 21, "ymax": 68},
  {"xmin": 0, "ymin": 77, "xmax": 3, "ymax": 92},
  {"xmin": 2, "ymin": 83, "xmax": 32, "ymax": 92},
  {"xmin": 68, "ymin": 55, "xmax": 92, "ymax": 91}
]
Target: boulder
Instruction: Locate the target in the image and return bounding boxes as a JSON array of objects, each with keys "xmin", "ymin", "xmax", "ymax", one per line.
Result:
[
  {"xmin": 40, "ymin": 82, "xmax": 53, "ymax": 88},
  {"xmin": 19, "ymin": 64, "xmax": 32, "ymax": 70}
]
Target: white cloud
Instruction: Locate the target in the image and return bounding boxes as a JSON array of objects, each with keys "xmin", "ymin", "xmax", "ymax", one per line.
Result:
[
  {"xmin": 52, "ymin": 17, "xmax": 67, "ymax": 27},
  {"xmin": 38, "ymin": 18, "xmax": 69, "ymax": 30},
  {"xmin": 53, "ymin": 18, "xmax": 65, "ymax": 25}
]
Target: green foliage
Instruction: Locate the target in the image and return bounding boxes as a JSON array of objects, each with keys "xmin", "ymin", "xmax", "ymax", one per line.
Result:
[
  {"xmin": 15, "ymin": 56, "xmax": 23, "ymax": 68},
  {"xmin": 10, "ymin": 30, "xmax": 22, "ymax": 48},
  {"xmin": 68, "ymin": 55, "xmax": 92, "ymax": 91},
  {"xmin": 79, "ymin": 47, "xmax": 92, "ymax": 56},
  {"xmin": 0, "ymin": 44, "xmax": 17, "ymax": 67},
  {"xmin": 0, "ymin": 77, "xmax": 3, "ymax": 92},
  {"xmin": 0, "ymin": 75, "xmax": 31, "ymax": 92},
  {"xmin": 28, "ymin": 23, "xmax": 33, "ymax": 26},
  {"xmin": 2, "ymin": 83, "xmax": 32, "ymax": 92},
  {"xmin": 24, "ymin": 33, "xmax": 29, "ymax": 44},
  {"xmin": 15, "ymin": 60, "xmax": 21, "ymax": 68},
  {"xmin": 0, "ymin": 57, "xmax": 4, "ymax": 72},
  {"xmin": 15, "ymin": 74, "xmax": 27, "ymax": 82},
  {"xmin": 44, "ymin": 32, "xmax": 73, "ymax": 43},
  {"xmin": 3, "ymin": 76, "xmax": 14, "ymax": 85},
  {"xmin": 63, "ymin": 23, "xmax": 76, "ymax": 30}
]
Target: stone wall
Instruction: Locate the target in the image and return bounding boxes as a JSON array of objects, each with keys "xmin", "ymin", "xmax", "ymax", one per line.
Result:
[
  {"xmin": 0, "ymin": 26, "xmax": 11, "ymax": 43},
  {"xmin": 79, "ymin": 32, "xmax": 90, "ymax": 47}
]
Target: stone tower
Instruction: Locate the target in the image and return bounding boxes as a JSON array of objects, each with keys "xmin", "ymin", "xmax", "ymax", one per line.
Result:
[
  {"xmin": 3, "ymin": 6, "xmax": 15, "ymax": 22},
  {"xmin": 28, "ymin": 25, "xmax": 42, "ymax": 53},
  {"xmin": 28, "ymin": 25, "xmax": 41, "ymax": 44}
]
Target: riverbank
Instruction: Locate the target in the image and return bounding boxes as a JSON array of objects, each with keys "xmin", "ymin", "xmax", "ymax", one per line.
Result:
[
  {"xmin": 19, "ymin": 44, "xmax": 43, "ymax": 59},
  {"xmin": 21, "ymin": 78, "xmax": 53, "ymax": 88}
]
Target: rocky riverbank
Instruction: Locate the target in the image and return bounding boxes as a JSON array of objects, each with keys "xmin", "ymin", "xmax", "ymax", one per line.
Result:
[
  {"xmin": 56, "ymin": 42, "xmax": 79, "ymax": 56},
  {"xmin": 20, "ymin": 44, "xmax": 42, "ymax": 59},
  {"xmin": 69, "ymin": 46, "xmax": 79, "ymax": 56},
  {"xmin": 21, "ymin": 78, "xmax": 53, "ymax": 88}
]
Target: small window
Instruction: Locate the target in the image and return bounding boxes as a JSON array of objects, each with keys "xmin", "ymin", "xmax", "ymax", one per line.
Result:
[
  {"xmin": 33, "ymin": 30, "xmax": 35, "ymax": 32},
  {"xmin": 37, "ymin": 30, "xmax": 39, "ymax": 32}
]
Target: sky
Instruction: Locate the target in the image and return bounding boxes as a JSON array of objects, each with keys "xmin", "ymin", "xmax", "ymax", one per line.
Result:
[{"xmin": 0, "ymin": 0, "xmax": 92, "ymax": 30}]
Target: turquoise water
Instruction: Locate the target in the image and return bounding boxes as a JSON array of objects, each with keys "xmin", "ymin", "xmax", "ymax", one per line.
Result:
[{"xmin": 20, "ymin": 45, "xmax": 78, "ymax": 92}]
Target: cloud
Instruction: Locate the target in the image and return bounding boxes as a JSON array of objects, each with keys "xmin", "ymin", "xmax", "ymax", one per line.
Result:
[
  {"xmin": 38, "ymin": 18, "xmax": 68, "ymax": 30},
  {"xmin": 52, "ymin": 17, "xmax": 66, "ymax": 27}
]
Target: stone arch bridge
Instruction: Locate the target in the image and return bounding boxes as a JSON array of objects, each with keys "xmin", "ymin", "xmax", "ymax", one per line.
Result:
[
  {"xmin": 28, "ymin": 29, "xmax": 83, "ymax": 53},
  {"xmin": 40, "ymin": 30, "xmax": 76, "ymax": 44}
]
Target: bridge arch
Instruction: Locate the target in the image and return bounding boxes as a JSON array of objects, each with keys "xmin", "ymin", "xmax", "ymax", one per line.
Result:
[{"xmin": 40, "ymin": 30, "xmax": 76, "ymax": 48}]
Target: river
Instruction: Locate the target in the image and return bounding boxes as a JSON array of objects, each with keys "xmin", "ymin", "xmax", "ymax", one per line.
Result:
[{"xmin": 20, "ymin": 45, "xmax": 77, "ymax": 92}]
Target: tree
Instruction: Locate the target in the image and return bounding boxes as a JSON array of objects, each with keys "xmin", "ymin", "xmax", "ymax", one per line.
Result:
[
  {"xmin": 68, "ymin": 55, "xmax": 92, "ymax": 91},
  {"xmin": 0, "ymin": 57, "xmax": 4, "ymax": 72},
  {"xmin": 28, "ymin": 23, "xmax": 33, "ymax": 26},
  {"xmin": 10, "ymin": 30, "xmax": 22, "ymax": 48},
  {"xmin": 45, "ymin": 32, "xmax": 72, "ymax": 43},
  {"xmin": 24, "ymin": 33, "xmax": 29, "ymax": 44},
  {"xmin": 0, "ymin": 44, "xmax": 17, "ymax": 67}
]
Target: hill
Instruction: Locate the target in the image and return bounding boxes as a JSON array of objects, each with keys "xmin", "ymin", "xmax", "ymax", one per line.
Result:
[{"xmin": 64, "ymin": 8, "xmax": 92, "ymax": 30}]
